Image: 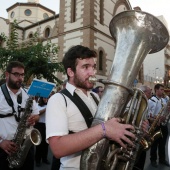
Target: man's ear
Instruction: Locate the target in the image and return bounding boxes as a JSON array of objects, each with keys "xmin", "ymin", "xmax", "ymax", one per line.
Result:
[
  {"xmin": 67, "ymin": 68, "xmax": 74, "ymax": 78},
  {"xmin": 5, "ymin": 71, "xmax": 9, "ymax": 79}
]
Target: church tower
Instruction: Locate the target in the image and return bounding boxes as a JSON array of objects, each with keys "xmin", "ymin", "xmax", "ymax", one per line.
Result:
[{"xmin": 58, "ymin": 0, "xmax": 131, "ymax": 78}]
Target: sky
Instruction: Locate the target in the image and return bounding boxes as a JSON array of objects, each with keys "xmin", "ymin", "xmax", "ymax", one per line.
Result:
[{"xmin": 0, "ymin": 0, "xmax": 169, "ymax": 30}]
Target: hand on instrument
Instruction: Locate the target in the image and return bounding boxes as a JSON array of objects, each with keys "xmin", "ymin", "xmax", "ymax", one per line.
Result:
[
  {"xmin": 27, "ymin": 114, "xmax": 39, "ymax": 126},
  {"xmin": 141, "ymin": 119, "xmax": 150, "ymax": 134},
  {"xmin": 0, "ymin": 140, "xmax": 17, "ymax": 155},
  {"xmin": 104, "ymin": 118, "xmax": 135, "ymax": 148}
]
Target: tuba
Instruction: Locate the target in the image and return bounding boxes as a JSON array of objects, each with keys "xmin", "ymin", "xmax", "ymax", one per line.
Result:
[{"xmin": 80, "ymin": 10, "xmax": 169, "ymax": 170}]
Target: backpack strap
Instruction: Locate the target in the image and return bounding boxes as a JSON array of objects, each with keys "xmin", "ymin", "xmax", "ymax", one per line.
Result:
[{"xmin": 60, "ymin": 89, "xmax": 93, "ymax": 128}]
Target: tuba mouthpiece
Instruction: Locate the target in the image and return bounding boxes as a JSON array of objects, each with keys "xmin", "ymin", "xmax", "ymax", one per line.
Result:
[{"xmin": 88, "ymin": 76, "xmax": 97, "ymax": 83}]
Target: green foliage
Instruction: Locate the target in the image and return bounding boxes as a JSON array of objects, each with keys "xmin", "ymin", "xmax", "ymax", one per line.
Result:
[{"xmin": 0, "ymin": 20, "xmax": 65, "ymax": 85}]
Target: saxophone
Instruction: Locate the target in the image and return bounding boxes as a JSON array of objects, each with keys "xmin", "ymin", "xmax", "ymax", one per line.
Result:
[
  {"xmin": 140, "ymin": 102, "xmax": 164, "ymax": 150},
  {"xmin": 80, "ymin": 10, "xmax": 169, "ymax": 170},
  {"xmin": 7, "ymin": 96, "xmax": 42, "ymax": 169}
]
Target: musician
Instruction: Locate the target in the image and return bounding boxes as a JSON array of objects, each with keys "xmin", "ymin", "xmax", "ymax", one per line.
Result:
[
  {"xmin": 46, "ymin": 45, "xmax": 135, "ymax": 169},
  {"xmin": 92, "ymin": 86, "xmax": 104, "ymax": 98},
  {"xmin": 133, "ymin": 85, "xmax": 152, "ymax": 170},
  {"xmin": 35, "ymin": 97, "xmax": 50, "ymax": 167},
  {"xmin": 148, "ymin": 83, "xmax": 169, "ymax": 167},
  {"xmin": 0, "ymin": 61, "xmax": 39, "ymax": 170}
]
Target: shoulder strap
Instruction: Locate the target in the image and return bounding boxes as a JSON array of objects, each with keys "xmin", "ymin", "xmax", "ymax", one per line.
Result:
[
  {"xmin": 0, "ymin": 84, "xmax": 22, "ymax": 121},
  {"xmin": 60, "ymin": 89, "xmax": 93, "ymax": 128},
  {"xmin": 90, "ymin": 93, "xmax": 99, "ymax": 105},
  {"xmin": 150, "ymin": 98, "xmax": 156, "ymax": 103},
  {"xmin": 1, "ymin": 83, "xmax": 15, "ymax": 115},
  {"xmin": 1, "ymin": 84, "xmax": 14, "ymax": 108}
]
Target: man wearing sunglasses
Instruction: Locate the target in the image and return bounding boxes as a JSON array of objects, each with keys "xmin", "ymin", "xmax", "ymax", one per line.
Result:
[{"xmin": 0, "ymin": 61, "xmax": 39, "ymax": 170}]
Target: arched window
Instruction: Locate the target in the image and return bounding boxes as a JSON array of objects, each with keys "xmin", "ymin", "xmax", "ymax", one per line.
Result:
[
  {"xmin": 45, "ymin": 28, "xmax": 50, "ymax": 38},
  {"xmin": 99, "ymin": 50, "xmax": 103, "ymax": 71},
  {"xmin": 28, "ymin": 33, "xmax": 33, "ymax": 38},
  {"xmin": 100, "ymin": 0, "xmax": 104, "ymax": 24},
  {"xmin": 71, "ymin": 0, "xmax": 76, "ymax": 23}
]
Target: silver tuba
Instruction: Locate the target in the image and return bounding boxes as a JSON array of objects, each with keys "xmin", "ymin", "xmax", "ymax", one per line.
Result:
[{"xmin": 80, "ymin": 10, "xmax": 169, "ymax": 170}]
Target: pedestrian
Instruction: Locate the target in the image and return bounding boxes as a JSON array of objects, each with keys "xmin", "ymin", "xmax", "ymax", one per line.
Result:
[
  {"xmin": 148, "ymin": 84, "xmax": 169, "ymax": 167},
  {"xmin": 35, "ymin": 97, "xmax": 50, "ymax": 167}
]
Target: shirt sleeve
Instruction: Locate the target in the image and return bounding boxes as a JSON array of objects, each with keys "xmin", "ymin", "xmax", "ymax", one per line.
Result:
[
  {"xmin": 46, "ymin": 93, "xmax": 68, "ymax": 141},
  {"xmin": 148, "ymin": 99, "xmax": 156, "ymax": 117},
  {"xmin": 31, "ymin": 100, "xmax": 39, "ymax": 115}
]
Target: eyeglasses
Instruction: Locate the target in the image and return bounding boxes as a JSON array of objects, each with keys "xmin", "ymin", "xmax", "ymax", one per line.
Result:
[{"xmin": 10, "ymin": 72, "xmax": 25, "ymax": 78}]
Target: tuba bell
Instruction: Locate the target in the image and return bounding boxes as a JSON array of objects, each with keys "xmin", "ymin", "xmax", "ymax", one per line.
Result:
[{"xmin": 80, "ymin": 10, "xmax": 169, "ymax": 170}]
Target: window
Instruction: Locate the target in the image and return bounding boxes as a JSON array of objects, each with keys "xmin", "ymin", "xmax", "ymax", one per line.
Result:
[
  {"xmin": 100, "ymin": 0, "xmax": 104, "ymax": 24},
  {"xmin": 71, "ymin": 0, "xmax": 76, "ymax": 22},
  {"xmin": 43, "ymin": 13, "xmax": 49, "ymax": 19},
  {"xmin": 28, "ymin": 33, "xmax": 33, "ymax": 38},
  {"xmin": 11, "ymin": 11, "xmax": 15, "ymax": 18},
  {"xmin": 25, "ymin": 9, "xmax": 32, "ymax": 16},
  {"xmin": 45, "ymin": 28, "xmax": 50, "ymax": 38},
  {"xmin": 99, "ymin": 50, "xmax": 103, "ymax": 71}
]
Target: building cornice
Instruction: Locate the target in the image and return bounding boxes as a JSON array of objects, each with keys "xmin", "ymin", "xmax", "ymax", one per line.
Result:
[
  {"xmin": 15, "ymin": 14, "xmax": 59, "ymax": 30},
  {"xmin": 6, "ymin": 2, "xmax": 56, "ymax": 15}
]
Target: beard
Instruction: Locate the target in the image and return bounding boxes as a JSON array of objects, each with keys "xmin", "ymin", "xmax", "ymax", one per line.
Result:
[
  {"xmin": 8, "ymin": 77, "xmax": 22, "ymax": 90},
  {"xmin": 74, "ymin": 73, "xmax": 94, "ymax": 90}
]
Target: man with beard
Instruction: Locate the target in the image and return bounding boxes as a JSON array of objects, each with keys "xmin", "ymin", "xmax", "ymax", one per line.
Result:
[
  {"xmin": 0, "ymin": 61, "xmax": 39, "ymax": 170},
  {"xmin": 46, "ymin": 45, "xmax": 136, "ymax": 170}
]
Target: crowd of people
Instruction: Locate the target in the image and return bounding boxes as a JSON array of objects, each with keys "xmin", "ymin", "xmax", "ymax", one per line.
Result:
[{"xmin": 0, "ymin": 45, "xmax": 170, "ymax": 170}]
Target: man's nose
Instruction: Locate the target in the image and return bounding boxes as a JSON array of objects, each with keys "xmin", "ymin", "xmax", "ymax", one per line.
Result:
[{"xmin": 89, "ymin": 68, "xmax": 96, "ymax": 75}]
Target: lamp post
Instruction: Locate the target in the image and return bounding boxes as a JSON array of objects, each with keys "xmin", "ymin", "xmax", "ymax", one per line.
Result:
[{"xmin": 154, "ymin": 68, "xmax": 159, "ymax": 83}]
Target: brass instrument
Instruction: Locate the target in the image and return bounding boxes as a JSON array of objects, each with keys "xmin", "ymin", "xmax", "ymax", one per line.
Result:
[
  {"xmin": 140, "ymin": 103, "xmax": 164, "ymax": 150},
  {"xmin": 80, "ymin": 10, "xmax": 169, "ymax": 170},
  {"xmin": 7, "ymin": 96, "xmax": 42, "ymax": 169},
  {"xmin": 161, "ymin": 99, "xmax": 170, "ymax": 126}
]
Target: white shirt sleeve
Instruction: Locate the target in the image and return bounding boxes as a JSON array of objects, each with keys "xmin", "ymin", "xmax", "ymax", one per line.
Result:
[
  {"xmin": 46, "ymin": 93, "xmax": 68, "ymax": 141},
  {"xmin": 148, "ymin": 99, "xmax": 157, "ymax": 117}
]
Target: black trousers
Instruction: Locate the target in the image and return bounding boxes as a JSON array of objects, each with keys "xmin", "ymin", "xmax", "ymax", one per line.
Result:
[
  {"xmin": 150, "ymin": 125, "xmax": 168, "ymax": 162},
  {"xmin": 0, "ymin": 146, "xmax": 34, "ymax": 170},
  {"xmin": 34, "ymin": 122, "xmax": 49, "ymax": 163},
  {"xmin": 51, "ymin": 156, "xmax": 61, "ymax": 170},
  {"xmin": 133, "ymin": 151, "xmax": 146, "ymax": 170}
]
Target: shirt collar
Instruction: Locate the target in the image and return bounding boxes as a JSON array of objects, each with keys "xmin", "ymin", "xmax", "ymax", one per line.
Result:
[
  {"xmin": 65, "ymin": 82, "xmax": 76, "ymax": 96},
  {"xmin": 65, "ymin": 82, "xmax": 91, "ymax": 96}
]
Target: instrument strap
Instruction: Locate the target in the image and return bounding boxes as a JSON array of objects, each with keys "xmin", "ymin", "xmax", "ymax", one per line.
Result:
[
  {"xmin": 0, "ymin": 83, "xmax": 22, "ymax": 122},
  {"xmin": 60, "ymin": 89, "xmax": 98, "ymax": 128}
]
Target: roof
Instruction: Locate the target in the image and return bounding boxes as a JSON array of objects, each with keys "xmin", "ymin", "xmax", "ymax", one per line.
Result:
[{"xmin": 6, "ymin": 2, "xmax": 56, "ymax": 15}]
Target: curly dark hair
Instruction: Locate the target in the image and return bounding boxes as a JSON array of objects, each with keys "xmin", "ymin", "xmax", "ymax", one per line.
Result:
[{"xmin": 62, "ymin": 45, "xmax": 96, "ymax": 78}]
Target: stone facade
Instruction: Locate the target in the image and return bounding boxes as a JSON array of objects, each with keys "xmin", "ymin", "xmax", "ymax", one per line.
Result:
[{"xmin": 1, "ymin": 0, "xmax": 169, "ymax": 89}]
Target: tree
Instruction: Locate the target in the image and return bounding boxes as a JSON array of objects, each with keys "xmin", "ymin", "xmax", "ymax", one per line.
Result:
[{"xmin": 0, "ymin": 20, "xmax": 65, "ymax": 85}]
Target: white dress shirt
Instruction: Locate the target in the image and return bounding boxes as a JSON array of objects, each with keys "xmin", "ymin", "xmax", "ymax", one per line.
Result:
[
  {"xmin": 46, "ymin": 82, "xmax": 99, "ymax": 170},
  {"xmin": 0, "ymin": 84, "xmax": 39, "ymax": 140},
  {"xmin": 148, "ymin": 96, "xmax": 166, "ymax": 117}
]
